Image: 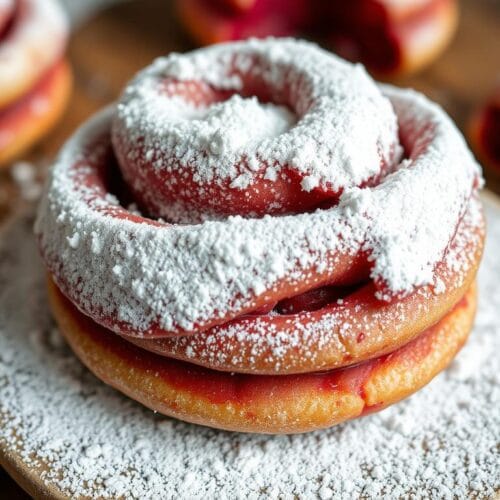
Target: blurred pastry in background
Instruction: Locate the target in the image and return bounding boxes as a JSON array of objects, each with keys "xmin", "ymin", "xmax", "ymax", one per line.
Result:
[
  {"xmin": 176, "ymin": 0, "xmax": 458, "ymax": 76},
  {"xmin": 469, "ymin": 87, "xmax": 500, "ymax": 179},
  {"xmin": 0, "ymin": 0, "xmax": 71, "ymax": 168},
  {"xmin": 324, "ymin": 0, "xmax": 458, "ymax": 75},
  {"xmin": 177, "ymin": 0, "xmax": 313, "ymax": 44}
]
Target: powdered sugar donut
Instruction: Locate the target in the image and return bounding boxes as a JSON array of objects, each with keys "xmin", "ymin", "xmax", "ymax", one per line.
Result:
[
  {"xmin": 0, "ymin": 0, "xmax": 67, "ymax": 108},
  {"xmin": 326, "ymin": 0, "xmax": 458, "ymax": 75},
  {"xmin": 36, "ymin": 40, "xmax": 482, "ymax": 341},
  {"xmin": 0, "ymin": 0, "xmax": 71, "ymax": 166},
  {"xmin": 177, "ymin": 0, "xmax": 313, "ymax": 47},
  {"xmin": 0, "ymin": 61, "xmax": 71, "ymax": 166},
  {"xmin": 36, "ymin": 39, "xmax": 484, "ymax": 432}
]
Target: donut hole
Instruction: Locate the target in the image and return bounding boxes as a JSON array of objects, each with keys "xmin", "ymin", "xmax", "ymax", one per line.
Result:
[
  {"xmin": 274, "ymin": 284, "xmax": 361, "ymax": 314},
  {"xmin": 248, "ymin": 282, "xmax": 364, "ymax": 317},
  {"xmin": 99, "ymin": 153, "xmax": 138, "ymax": 208}
]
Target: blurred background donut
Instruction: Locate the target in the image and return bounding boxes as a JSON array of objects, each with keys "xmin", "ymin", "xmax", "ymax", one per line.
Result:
[{"xmin": 0, "ymin": 0, "xmax": 71, "ymax": 168}]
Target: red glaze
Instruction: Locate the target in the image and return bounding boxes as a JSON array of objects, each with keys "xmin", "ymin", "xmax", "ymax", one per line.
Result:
[
  {"xmin": 213, "ymin": 0, "xmax": 257, "ymax": 13},
  {"xmin": 324, "ymin": 0, "xmax": 400, "ymax": 73}
]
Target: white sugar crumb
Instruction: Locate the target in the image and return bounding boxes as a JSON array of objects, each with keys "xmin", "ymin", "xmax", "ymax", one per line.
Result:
[
  {"xmin": 1, "ymin": 199, "xmax": 499, "ymax": 497},
  {"xmin": 11, "ymin": 162, "xmax": 35, "ymax": 184},
  {"xmin": 264, "ymin": 166, "xmax": 278, "ymax": 181},
  {"xmin": 10, "ymin": 161, "xmax": 43, "ymax": 201},
  {"xmin": 301, "ymin": 175, "xmax": 319, "ymax": 192},
  {"xmin": 66, "ymin": 232, "xmax": 80, "ymax": 248},
  {"xmin": 434, "ymin": 277, "xmax": 446, "ymax": 294},
  {"xmin": 84, "ymin": 444, "xmax": 103, "ymax": 459}
]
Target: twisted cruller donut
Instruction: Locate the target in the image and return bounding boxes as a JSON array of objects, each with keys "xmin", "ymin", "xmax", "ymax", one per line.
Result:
[
  {"xmin": 37, "ymin": 39, "xmax": 484, "ymax": 433},
  {"xmin": 0, "ymin": 0, "xmax": 70, "ymax": 167},
  {"xmin": 176, "ymin": 0, "xmax": 458, "ymax": 75}
]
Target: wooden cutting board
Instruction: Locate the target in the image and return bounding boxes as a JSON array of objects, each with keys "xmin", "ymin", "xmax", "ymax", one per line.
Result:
[{"xmin": 0, "ymin": 0, "xmax": 499, "ymax": 496}]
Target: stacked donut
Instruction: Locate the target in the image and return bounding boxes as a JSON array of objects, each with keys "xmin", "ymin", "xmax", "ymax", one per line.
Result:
[
  {"xmin": 177, "ymin": 0, "xmax": 458, "ymax": 75},
  {"xmin": 36, "ymin": 39, "xmax": 484, "ymax": 434},
  {"xmin": 0, "ymin": 0, "xmax": 70, "ymax": 167}
]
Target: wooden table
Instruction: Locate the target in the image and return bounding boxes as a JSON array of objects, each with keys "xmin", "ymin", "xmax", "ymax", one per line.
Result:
[{"xmin": 1, "ymin": 0, "xmax": 499, "ymax": 496}]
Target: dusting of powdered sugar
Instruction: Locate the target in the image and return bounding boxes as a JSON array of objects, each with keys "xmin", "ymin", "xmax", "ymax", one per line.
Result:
[
  {"xmin": 132, "ymin": 197, "xmax": 484, "ymax": 374},
  {"xmin": 1, "ymin": 195, "xmax": 499, "ymax": 498},
  {"xmin": 112, "ymin": 39, "xmax": 398, "ymax": 196},
  {"xmin": 124, "ymin": 93, "xmax": 296, "ymax": 180},
  {"xmin": 35, "ymin": 81, "xmax": 480, "ymax": 337}
]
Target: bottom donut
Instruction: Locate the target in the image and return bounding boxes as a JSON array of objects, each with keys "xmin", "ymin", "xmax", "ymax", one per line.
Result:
[{"xmin": 48, "ymin": 278, "xmax": 476, "ymax": 434}]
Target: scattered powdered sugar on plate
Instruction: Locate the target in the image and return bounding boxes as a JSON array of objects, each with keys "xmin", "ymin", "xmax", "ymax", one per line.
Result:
[{"xmin": 0, "ymin": 195, "xmax": 499, "ymax": 499}]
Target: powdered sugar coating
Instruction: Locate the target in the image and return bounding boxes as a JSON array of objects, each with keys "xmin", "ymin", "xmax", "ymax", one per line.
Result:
[
  {"xmin": 36, "ymin": 78, "xmax": 480, "ymax": 337},
  {"xmin": 112, "ymin": 38, "xmax": 399, "ymax": 219},
  {"xmin": 1, "ymin": 197, "xmax": 499, "ymax": 498},
  {"xmin": 132, "ymin": 197, "xmax": 484, "ymax": 373}
]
